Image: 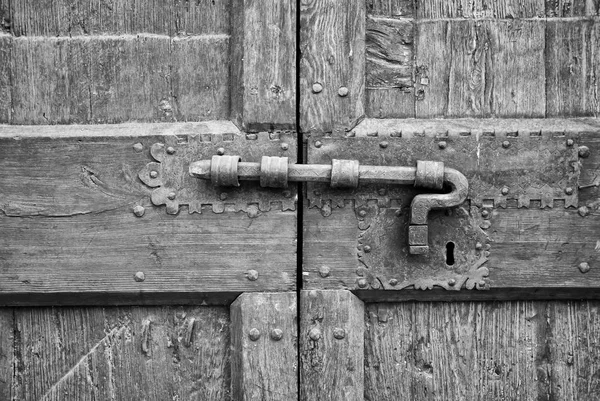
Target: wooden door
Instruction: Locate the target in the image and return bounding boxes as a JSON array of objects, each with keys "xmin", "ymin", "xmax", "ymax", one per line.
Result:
[{"xmin": 299, "ymin": 0, "xmax": 600, "ymax": 400}]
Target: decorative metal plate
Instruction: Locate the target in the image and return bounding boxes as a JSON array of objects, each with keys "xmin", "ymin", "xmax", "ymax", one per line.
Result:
[
  {"xmin": 308, "ymin": 133, "xmax": 580, "ymax": 209},
  {"xmin": 138, "ymin": 132, "xmax": 297, "ymax": 214}
]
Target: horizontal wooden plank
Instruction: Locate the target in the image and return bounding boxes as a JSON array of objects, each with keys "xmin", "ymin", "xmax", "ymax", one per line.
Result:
[
  {"xmin": 11, "ymin": 306, "xmax": 231, "ymax": 400},
  {"xmin": 8, "ymin": 0, "xmax": 230, "ymax": 36},
  {"xmin": 5, "ymin": 35, "xmax": 230, "ymax": 124},
  {"xmin": 0, "ymin": 123, "xmax": 297, "ymax": 305},
  {"xmin": 365, "ymin": 300, "xmax": 600, "ymax": 400}
]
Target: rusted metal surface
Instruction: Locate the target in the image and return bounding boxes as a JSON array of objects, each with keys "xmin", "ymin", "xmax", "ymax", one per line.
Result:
[
  {"xmin": 307, "ymin": 134, "xmax": 580, "ymax": 209},
  {"xmin": 137, "ymin": 132, "xmax": 297, "ymax": 214}
]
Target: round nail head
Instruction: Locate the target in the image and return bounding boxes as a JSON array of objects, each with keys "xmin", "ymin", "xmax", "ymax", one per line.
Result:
[
  {"xmin": 133, "ymin": 143, "xmax": 144, "ymax": 152},
  {"xmin": 475, "ymin": 242, "xmax": 483, "ymax": 250},
  {"xmin": 378, "ymin": 188, "xmax": 387, "ymax": 196},
  {"xmin": 166, "ymin": 146, "xmax": 175, "ymax": 155},
  {"xmin": 502, "ymin": 141, "xmax": 510, "ymax": 149},
  {"xmin": 363, "ymin": 245, "xmax": 371, "ymax": 253},
  {"xmin": 338, "ymin": 87, "xmax": 349, "ymax": 97},
  {"xmin": 150, "ymin": 170, "xmax": 159, "ymax": 179},
  {"xmin": 482, "ymin": 210, "xmax": 490, "ymax": 218},
  {"xmin": 312, "ymin": 83, "xmax": 323, "ymax": 93},
  {"xmin": 219, "ymin": 193, "xmax": 228, "ymax": 200},
  {"xmin": 309, "ymin": 328, "xmax": 322, "ymax": 341},
  {"xmin": 249, "ymin": 328, "xmax": 261, "ymax": 341},
  {"xmin": 566, "ymin": 139, "xmax": 574, "ymax": 147},
  {"xmin": 246, "ymin": 270, "xmax": 259, "ymax": 281},
  {"xmin": 314, "ymin": 141, "xmax": 322, "ymax": 148},
  {"xmin": 134, "ymin": 272, "xmax": 145, "ymax": 282},
  {"xmin": 318, "ymin": 265, "xmax": 330, "ymax": 278},
  {"xmin": 579, "ymin": 262, "xmax": 591, "ymax": 273},
  {"xmin": 167, "ymin": 192, "xmax": 176, "ymax": 200},
  {"xmin": 379, "ymin": 141, "xmax": 389, "ymax": 149},
  {"xmin": 357, "ymin": 278, "xmax": 368, "ymax": 288},
  {"xmin": 389, "ymin": 278, "xmax": 398, "ymax": 286},
  {"xmin": 448, "ymin": 278, "xmax": 456, "ymax": 286},
  {"xmin": 270, "ymin": 328, "xmax": 284, "ymax": 341},
  {"xmin": 333, "ymin": 328, "xmax": 346, "ymax": 340},
  {"xmin": 217, "ymin": 147, "xmax": 225, "ymax": 155},
  {"xmin": 133, "ymin": 205, "xmax": 145, "ymax": 217},
  {"xmin": 281, "ymin": 143, "xmax": 289, "ymax": 151},
  {"xmin": 501, "ymin": 187, "xmax": 509, "ymax": 195},
  {"xmin": 565, "ymin": 187, "xmax": 574, "ymax": 195},
  {"xmin": 579, "ymin": 146, "xmax": 591, "ymax": 158},
  {"xmin": 438, "ymin": 141, "xmax": 447, "ymax": 149},
  {"xmin": 578, "ymin": 206, "xmax": 590, "ymax": 217},
  {"xmin": 358, "ymin": 210, "xmax": 367, "ymax": 218}
]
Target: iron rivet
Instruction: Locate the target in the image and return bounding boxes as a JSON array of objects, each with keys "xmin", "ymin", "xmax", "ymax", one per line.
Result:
[
  {"xmin": 134, "ymin": 272, "xmax": 145, "ymax": 282},
  {"xmin": 475, "ymin": 242, "xmax": 483, "ymax": 250},
  {"xmin": 448, "ymin": 278, "xmax": 456, "ymax": 286},
  {"xmin": 270, "ymin": 328, "xmax": 284, "ymax": 341},
  {"xmin": 283, "ymin": 190, "xmax": 292, "ymax": 198},
  {"xmin": 167, "ymin": 192, "xmax": 176, "ymax": 200},
  {"xmin": 389, "ymin": 278, "xmax": 398, "ymax": 286},
  {"xmin": 133, "ymin": 143, "xmax": 143, "ymax": 152},
  {"xmin": 318, "ymin": 266, "xmax": 330, "ymax": 278},
  {"xmin": 281, "ymin": 143, "xmax": 289, "ymax": 151},
  {"xmin": 565, "ymin": 187, "xmax": 574, "ymax": 195},
  {"xmin": 246, "ymin": 270, "xmax": 259, "ymax": 281},
  {"xmin": 478, "ymin": 280, "xmax": 486, "ymax": 287},
  {"xmin": 217, "ymin": 147, "xmax": 225, "ymax": 155},
  {"xmin": 219, "ymin": 193, "xmax": 228, "ymax": 201},
  {"xmin": 333, "ymin": 328, "xmax": 346, "ymax": 340},
  {"xmin": 395, "ymin": 209, "xmax": 402, "ymax": 217},
  {"xmin": 501, "ymin": 187, "xmax": 509, "ymax": 195},
  {"xmin": 481, "ymin": 210, "xmax": 490, "ymax": 218},
  {"xmin": 566, "ymin": 139, "xmax": 574, "ymax": 147},
  {"xmin": 248, "ymin": 328, "xmax": 261, "ymax": 341},
  {"xmin": 480, "ymin": 220, "xmax": 492, "ymax": 230},
  {"xmin": 579, "ymin": 262, "xmax": 591, "ymax": 273},
  {"xmin": 312, "ymin": 83, "xmax": 323, "ymax": 93},
  {"xmin": 502, "ymin": 140, "xmax": 510, "ymax": 149},
  {"xmin": 308, "ymin": 290, "xmax": 319, "ymax": 298},
  {"xmin": 357, "ymin": 278, "xmax": 368, "ymax": 288},
  {"xmin": 358, "ymin": 210, "xmax": 367, "ymax": 217},
  {"xmin": 309, "ymin": 328, "xmax": 322, "ymax": 341},
  {"xmin": 166, "ymin": 146, "xmax": 175, "ymax": 155},
  {"xmin": 314, "ymin": 141, "xmax": 322, "ymax": 148},
  {"xmin": 378, "ymin": 188, "xmax": 387, "ymax": 196},
  {"xmin": 579, "ymin": 146, "xmax": 590, "ymax": 158},
  {"xmin": 578, "ymin": 206, "xmax": 590, "ymax": 217},
  {"xmin": 338, "ymin": 87, "xmax": 349, "ymax": 97},
  {"xmin": 438, "ymin": 141, "xmax": 447, "ymax": 149},
  {"xmin": 133, "ymin": 205, "xmax": 145, "ymax": 217},
  {"xmin": 379, "ymin": 141, "xmax": 389, "ymax": 149},
  {"xmin": 363, "ymin": 245, "xmax": 371, "ymax": 253},
  {"xmin": 150, "ymin": 170, "xmax": 159, "ymax": 179},
  {"xmin": 246, "ymin": 133, "xmax": 258, "ymax": 140}
]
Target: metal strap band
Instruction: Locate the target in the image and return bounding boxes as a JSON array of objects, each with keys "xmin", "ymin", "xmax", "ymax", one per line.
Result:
[
  {"xmin": 415, "ymin": 160, "xmax": 444, "ymax": 190},
  {"xmin": 260, "ymin": 156, "xmax": 289, "ymax": 188},
  {"xmin": 330, "ymin": 159, "xmax": 359, "ymax": 188},
  {"xmin": 211, "ymin": 155, "xmax": 241, "ymax": 186}
]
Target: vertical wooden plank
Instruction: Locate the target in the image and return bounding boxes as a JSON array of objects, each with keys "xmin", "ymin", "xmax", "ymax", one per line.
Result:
[
  {"xmin": 12, "ymin": 306, "xmax": 231, "ymax": 400},
  {"xmin": 546, "ymin": 0, "xmax": 600, "ymax": 16},
  {"xmin": 0, "ymin": 309, "xmax": 12, "ymax": 401},
  {"xmin": 174, "ymin": 0, "xmax": 231, "ymax": 35},
  {"xmin": 10, "ymin": 37, "xmax": 91, "ymax": 124},
  {"xmin": 300, "ymin": 290, "xmax": 364, "ymax": 401},
  {"xmin": 365, "ymin": 16, "xmax": 415, "ymax": 118},
  {"xmin": 546, "ymin": 20, "xmax": 600, "ymax": 117},
  {"xmin": 0, "ymin": 34, "xmax": 11, "ymax": 123},
  {"xmin": 230, "ymin": 0, "xmax": 296, "ymax": 130},
  {"xmin": 367, "ymin": 0, "xmax": 415, "ymax": 17},
  {"xmin": 230, "ymin": 292, "xmax": 298, "ymax": 401},
  {"xmin": 300, "ymin": 0, "xmax": 365, "ymax": 134},
  {"xmin": 417, "ymin": 0, "xmax": 545, "ymax": 18},
  {"xmin": 416, "ymin": 20, "xmax": 546, "ymax": 118}
]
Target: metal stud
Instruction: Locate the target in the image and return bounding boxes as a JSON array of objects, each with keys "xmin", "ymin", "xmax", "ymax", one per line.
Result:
[
  {"xmin": 249, "ymin": 328, "xmax": 261, "ymax": 341},
  {"xmin": 475, "ymin": 242, "xmax": 483, "ymax": 250},
  {"xmin": 579, "ymin": 262, "xmax": 591, "ymax": 273},
  {"xmin": 566, "ymin": 139, "xmax": 574, "ymax": 147},
  {"xmin": 480, "ymin": 220, "xmax": 492, "ymax": 230},
  {"xmin": 333, "ymin": 328, "xmax": 346, "ymax": 340},
  {"xmin": 219, "ymin": 193, "xmax": 228, "ymax": 201},
  {"xmin": 134, "ymin": 272, "xmax": 145, "ymax": 282},
  {"xmin": 133, "ymin": 205, "xmax": 145, "ymax": 217},
  {"xmin": 314, "ymin": 141, "xmax": 322, "ymax": 148},
  {"xmin": 246, "ymin": 269, "xmax": 259, "ymax": 281},
  {"xmin": 579, "ymin": 146, "xmax": 591, "ymax": 158},
  {"xmin": 358, "ymin": 210, "xmax": 367, "ymax": 218},
  {"xmin": 166, "ymin": 146, "xmax": 176, "ymax": 155},
  {"xmin": 270, "ymin": 328, "xmax": 284, "ymax": 341},
  {"xmin": 357, "ymin": 278, "xmax": 368, "ymax": 288},
  {"xmin": 448, "ymin": 278, "xmax": 456, "ymax": 286},
  {"xmin": 217, "ymin": 147, "xmax": 225, "ymax": 155},
  {"xmin": 389, "ymin": 278, "xmax": 398, "ymax": 286},
  {"xmin": 502, "ymin": 140, "xmax": 511, "ymax": 149},
  {"xmin": 167, "ymin": 192, "xmax": 176, "ymax": 200},
  {"xmin": 481, "ymin": 210, "xmax": 490, "ymax": 218},
  {"xmin": 133, "ymin": 143, "xmax": 144, "ymax": 152},
  {"xmin": 309, "ymin": 328, "xmax": 322, "ymax": 341},
  {"xmin": 338, "ymin": 87, "xmax": 349, "ymax": 97},
  {"xmin": 501, "ymin": 187, "xmax": 509, "ymax": 195},
  {"xmin": 379, "ymin": 141, "xmax": 389, "ymax": 149},
  {"xmin": 363, "ymin": 245, "xmax": 371, "ymax": 253},
  {"xmin": 150, "ymin": 170, "xmax": 159, "ymax": 179},
  {"xmin": 438, "ymin": 141, "xmax": 447, "ymax": 149},
  {"xmin": 281, "ymin": 143, "xmax": 289, "ymax": 151},
  {"xmin": 565, "ymin": 187, "xmax": 574, "ymax": 195},
  {"xmin": 318, "ymin": 266, "xmax": 330, "ymax": 278},
  {"xmin": 578, "ymin": 206, "xmax": 590, "ymax": 217},
  {"xmin": 312, "ymin": 83, "xmax": 323, "ymax": 93}
]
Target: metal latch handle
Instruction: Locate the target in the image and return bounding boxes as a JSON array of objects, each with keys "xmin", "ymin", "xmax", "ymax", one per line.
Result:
[{"xmin": 190, "ymin": 156, "xmax": 468, "ymax": 254}]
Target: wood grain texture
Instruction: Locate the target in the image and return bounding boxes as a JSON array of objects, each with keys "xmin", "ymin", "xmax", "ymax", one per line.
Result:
[
  {"xmin": 546, "ymin": 0, "xmax": 600, "ymax": 16},
  {"xmin": 8, "ymin": 0, "xmax": 230, "ymax": 36},
  {"xmin": 0, "ymin": 123, "xmax": 297, "ymax": 304},
  {"xmin": 230, "ymin": 292, "xmax": 297, "ymax": 401},
  {"xmin": 366, "ymin": 16, "xmax": 415, "ymax": 118},
  {"xmin": 368, "ymin": 0, "xmax": 415, "ymax": 17},
  {"xmin": 11, "ymin": 306, "xmax": 231, "ymax": 400},
  {"xmin": 546, "ymin": 20, "xmax": 600, "ymax": 117},
  {"xmin": 0, "ymin": 34, "xmax": 11, "ymax": 123},
  {"xmin": 417, "ymin": 0, "xmax": 546, "ymax": 18},
  {"xmin": 300, "ymin": 290, "xmax": 364, "ymax": 401},
  {"xmin": 0, "ymin": 308, "xmax": 12, "ymax": 400},
  {"xmin": 365, "ymin": 301, "xmax": 600, "ymax": 400},
  {"xmin": 415, "ymin": 20, "xmax": 546, "ymax": 118},
  {"xmin": 300, "ymin": 0, "xmax": 366, "ymax": 134},
  {"xmin": 230, "ymin": 0, "xmax": 296, "ymax": 130}
]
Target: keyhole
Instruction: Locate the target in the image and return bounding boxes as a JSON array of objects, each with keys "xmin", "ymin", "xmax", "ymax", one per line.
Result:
[{"xmin": 446, "ymin": 242, "xmax": 455, "ymax": 266}]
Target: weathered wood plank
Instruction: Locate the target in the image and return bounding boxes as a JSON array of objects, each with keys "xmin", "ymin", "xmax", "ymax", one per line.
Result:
[
  {"xmin": 0, "ymin": 34, "xmax": 11, "ymax": 123},
  {"xmin": 365, "ymin": 301, "xmax": 600, "ymax": 400},
  {"xmin": 230, "ymin": 292, "xmax": 297, "ymax": 400},
  {"xmin": 12, "ymin": 306, "xmax": 231, "ymax": 400},
  {"xmin": 367, "ymin": 0, "xmax": 415, "ymax": 17},
  {"xmin": 0, "ymin": 308, "xmax": 12, "ymax": 400},
  {"xmin": 230, "ymin": 0, "xmax": 296, "ymax": 130},
  {"xmin": 300, "ymin": 0, "xmax": 366, "ymax": 134},
  {"xmin": 9, "ymin": 0, "xmax": 230, "ymax": 36},
  {"xmin": 366, "ymin": 16, "xmax": 415, "ymax": 118},
  {"xmin": 415, "ymin": 20, "xmax": 546, "ymax": 118},
  {"xmin": 300, "ymin": 290, "xmax": 364, "ymax": 401},
  {"xmin": 546, "ymin": 20, "xmax": 600, "ymax": 117},
  {"xmin": 417, "ymin": 0, "xmax": 545, "ymax": 18},
  {"xmin": 546, "ymin": 0, "xmax": 600, "ymax": 16},
  {"xmin": 0, "ymin": 123, "xmax": 297, "ymax": 304}
]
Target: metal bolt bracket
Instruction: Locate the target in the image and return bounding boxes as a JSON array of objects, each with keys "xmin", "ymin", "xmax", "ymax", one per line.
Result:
[{"xmin": 190, "ymin": 156, "xmax": 468, "ymax": 254}]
